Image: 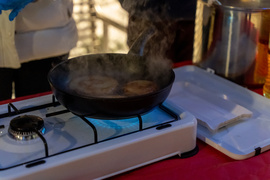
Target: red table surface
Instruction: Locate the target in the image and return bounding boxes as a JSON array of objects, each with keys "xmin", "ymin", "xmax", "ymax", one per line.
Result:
[
  {"xmin": 112, "ymin": 140, "xmax": 270, "ymax": 180},
  {"xmin": 1, "ymin": 62, "xmax": 269, "ymax": 180}
]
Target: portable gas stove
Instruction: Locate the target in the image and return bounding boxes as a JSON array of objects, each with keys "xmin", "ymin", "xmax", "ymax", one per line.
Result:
[{"xmin": 0, "ymin": 85, "xmax": 197, "ymax": 179}]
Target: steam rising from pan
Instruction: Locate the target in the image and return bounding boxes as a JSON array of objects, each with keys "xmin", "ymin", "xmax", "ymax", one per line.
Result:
[
  {"xmin": 122, "ymin": 0, "xmax": 180, "ymax": 66},
  {"xmin": 65, "ymin": 53, "xmax": 172, "ymax": 96},
  {"xmin": 63, "ymin": 1, "xmax": 180, "ymax": 97}
]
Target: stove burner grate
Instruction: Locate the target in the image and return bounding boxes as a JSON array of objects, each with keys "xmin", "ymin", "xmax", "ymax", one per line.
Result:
[
  {"xmin": 0, "ymin": 96, "xmax": 180, "ymax": 170},
  {"xmin": 79, "ymin": 104, "xmax": 180, "ymax": 144}
]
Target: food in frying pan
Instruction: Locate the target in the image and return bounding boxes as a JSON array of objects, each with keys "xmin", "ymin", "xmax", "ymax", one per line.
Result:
[
  {"xmin": 69, "ymin": 74, "xmax": 159, "ymax": 98},
  {"xmin": 69, "ymin": 75, "xmax": 119, "ymax": 96},
  {"xmin": 123, "ymin": 80, "xmax": 159, "ymax": 96}
]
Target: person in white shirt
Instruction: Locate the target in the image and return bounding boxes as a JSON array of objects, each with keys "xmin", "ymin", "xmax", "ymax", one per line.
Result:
[{"xmin": 0, "ymin": 0, "xmax": 78, "ymax": 100}]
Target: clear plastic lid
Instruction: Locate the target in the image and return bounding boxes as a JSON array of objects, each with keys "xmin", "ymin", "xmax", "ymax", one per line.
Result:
[{"xmin": 171, "ymin": 65, "xmax": 270, "ymax": 160}]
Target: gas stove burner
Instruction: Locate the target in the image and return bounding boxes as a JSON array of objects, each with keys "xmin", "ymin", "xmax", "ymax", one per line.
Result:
[{"xmin": 8, "ymin": 115, "xmax": 45, "ymax": 141}]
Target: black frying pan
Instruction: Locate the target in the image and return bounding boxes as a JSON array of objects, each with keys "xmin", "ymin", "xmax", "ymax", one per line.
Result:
[{"xmin": 48, "ymin": 29, "xmax": 175, "ymax": 118}]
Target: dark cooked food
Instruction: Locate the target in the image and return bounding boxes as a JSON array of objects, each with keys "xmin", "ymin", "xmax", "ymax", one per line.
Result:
[
  {"xmin": 123, "ymin": 80, "xmax": 159, "ymax": 96},
  {"xmin": 69, "ymin": 75, "xmax": 119, "ymax": 96}
]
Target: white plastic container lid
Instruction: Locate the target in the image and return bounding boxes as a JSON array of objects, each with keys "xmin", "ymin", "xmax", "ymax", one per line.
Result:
[{"xmin": 167, "ymin": 65, "xmax": 270, "ymax": 160}]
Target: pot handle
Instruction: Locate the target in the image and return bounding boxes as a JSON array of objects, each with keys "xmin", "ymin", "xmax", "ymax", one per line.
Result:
[{"xmin": 128, "ymin": 27, "xmax": 155, "ymax": 56}]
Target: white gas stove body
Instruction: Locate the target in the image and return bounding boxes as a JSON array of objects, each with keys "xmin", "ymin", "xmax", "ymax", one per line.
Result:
[{"xmin": 0, "ymin": 78, "xmax": 197, "ymax": 180}]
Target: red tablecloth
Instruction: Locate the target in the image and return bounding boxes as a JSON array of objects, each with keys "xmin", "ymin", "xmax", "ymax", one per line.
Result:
[
  {"xmin": 112, "ymin": 139, "xmax": 270, "ymax": 180},
  {"xmin": 111, "ymin": 62, "xmax": 270, "ymax": 180},
  {"xmin": 0, "ymin": 91, "xmax": 52, "ymax": 105}
]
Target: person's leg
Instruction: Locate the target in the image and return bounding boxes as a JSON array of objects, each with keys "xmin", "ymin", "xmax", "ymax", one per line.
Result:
[
  {"xmin": 0, "ymin": 68, "xmax": 15, "ymax": 101},
  {"xmin": 14, "ymin": 54, "xmax": 68, "ymax": 98}
]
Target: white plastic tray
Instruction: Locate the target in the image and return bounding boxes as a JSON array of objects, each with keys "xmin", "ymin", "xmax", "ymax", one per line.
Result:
[{"xmin": 166, "ymin": 65, "xmax": 270, "ymax": 160}]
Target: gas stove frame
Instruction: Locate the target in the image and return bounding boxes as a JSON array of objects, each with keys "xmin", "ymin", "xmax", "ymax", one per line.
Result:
[{"xmin": 0, "ymin": 95, "xmax": 197, "ymax": 179}]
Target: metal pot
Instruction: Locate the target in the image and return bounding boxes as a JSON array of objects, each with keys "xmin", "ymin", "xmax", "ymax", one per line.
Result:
[{"xmin": 193, "ymin": 0, "xmax": 270, "ymax": 87}]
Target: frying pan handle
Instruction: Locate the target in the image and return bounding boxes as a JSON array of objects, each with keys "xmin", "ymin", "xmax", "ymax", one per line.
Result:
[{"xmin": 128, "ymin": 27, "xmax": 155, "ymax": 56}]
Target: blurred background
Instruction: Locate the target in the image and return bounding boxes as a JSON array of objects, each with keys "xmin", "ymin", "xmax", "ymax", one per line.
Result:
[{"xmin": 70, "ymin": 0, "xmax": 129, "ymax": 57}]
